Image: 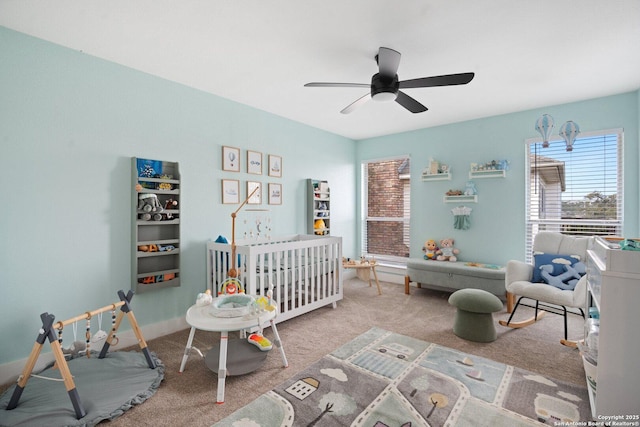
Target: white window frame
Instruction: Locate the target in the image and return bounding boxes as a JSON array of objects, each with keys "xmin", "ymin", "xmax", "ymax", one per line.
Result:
[
  {"xmin": 361, "ymin": 155, "xmax": 411, "ymax": 264},
  {"xmin": 524, "ymin": 128, "xmax": 624, "ymax": 262}
]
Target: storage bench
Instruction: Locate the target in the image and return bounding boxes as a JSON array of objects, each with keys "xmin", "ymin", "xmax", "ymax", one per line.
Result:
[{"xmin": 404, "ymin": 259, "xmax": 505, "ymax": 298}]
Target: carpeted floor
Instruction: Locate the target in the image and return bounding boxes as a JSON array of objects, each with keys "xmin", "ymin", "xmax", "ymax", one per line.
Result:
[
  {"xmin": 215, "ymin": 327, "xmax": 592, "ymax": 426},
  {"xmin": 0, "ymin": 278, "xmax": 588, "ymax": 426}
]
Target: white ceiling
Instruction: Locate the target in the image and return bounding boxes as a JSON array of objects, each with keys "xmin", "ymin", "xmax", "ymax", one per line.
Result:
[{"xmin": 2, "ymin": 0, "xmax": 639, "ymax": 140}]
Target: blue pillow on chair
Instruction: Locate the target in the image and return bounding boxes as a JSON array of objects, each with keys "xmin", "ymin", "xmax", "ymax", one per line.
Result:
[{"xmin": 532, "ymin": 253, "xmax": 581, "ymax": 283}]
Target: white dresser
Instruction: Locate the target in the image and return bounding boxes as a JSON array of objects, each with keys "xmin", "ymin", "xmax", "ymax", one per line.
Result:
[{"xmin": 585, "ymin": 236, "xmax": 640, "ymax": 419}]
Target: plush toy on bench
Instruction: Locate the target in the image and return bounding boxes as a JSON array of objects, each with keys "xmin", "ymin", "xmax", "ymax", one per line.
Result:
[
  {"xmin": 422, "ymin": 239, "xmax": 439, "ymax": 260},
  {"xmin": 437, "ymin": 238, "xmax": 460, "ymax": 262}
]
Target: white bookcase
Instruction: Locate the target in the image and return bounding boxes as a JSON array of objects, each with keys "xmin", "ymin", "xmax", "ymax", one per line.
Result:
[
  {"xmin": 307, "ymin": 179, "xmax": 330, "ymax": 235},
  {"xmin": 584, "ymin": 237, "xmax": 640, "ymax": 418}
]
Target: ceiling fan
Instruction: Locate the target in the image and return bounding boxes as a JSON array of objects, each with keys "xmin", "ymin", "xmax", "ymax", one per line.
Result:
[{"xmin": 304, "ymin": 47, "xmax": 474, "ymax": 114}]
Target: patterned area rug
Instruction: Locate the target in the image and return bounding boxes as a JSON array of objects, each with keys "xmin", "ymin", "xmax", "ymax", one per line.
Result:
[{"xmin": 214, "ymin": 327, "xmax": 591, "ymax": 426}]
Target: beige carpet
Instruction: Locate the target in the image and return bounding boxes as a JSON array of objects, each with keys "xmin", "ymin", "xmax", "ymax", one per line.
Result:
[{"xmin": 2, "ymin": 279, "xmax": 588, "ymax": 426}]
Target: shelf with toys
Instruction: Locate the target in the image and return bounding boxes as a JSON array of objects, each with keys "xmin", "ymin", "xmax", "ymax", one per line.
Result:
[
  {"xmin": 443, "ymin": 194, "xmax": 478, "ymax": 203},
  {"xmin": 421, "ymin": 158, "xmax": 451, "ymax": 181},
  {"xmin": 308, "ymin": 179, "xmax": 331, "ymax": 235},
  {"xmin": 468, "ymin": 160, "xmax": 509, "ymax": 179},
  {"xmin": 132, "ymin": 157, "xmax": 181, "ymax": 293}
]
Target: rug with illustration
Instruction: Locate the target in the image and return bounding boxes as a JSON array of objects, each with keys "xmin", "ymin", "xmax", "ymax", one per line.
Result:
[{"xmin": 214, "ymin": 327, "xmax": 591, "ymax": 426}]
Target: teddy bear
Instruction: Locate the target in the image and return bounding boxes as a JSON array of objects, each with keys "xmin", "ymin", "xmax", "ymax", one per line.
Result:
[
  {"xmin": 422, "ymin": 239, "xmax": 439, "ymax": 260},
  {"xmin": 137, "ymin": 193, "xmax": 163, "ymax": 221},
  {"xmin": 436, "ymin": 238, "xmax": 459, "ymax": 262}
]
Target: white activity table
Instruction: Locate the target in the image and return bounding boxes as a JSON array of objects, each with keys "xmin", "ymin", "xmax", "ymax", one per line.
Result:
[{"xmin": 179, "ymin": 301, "xmax": 288, "ymax": 403}]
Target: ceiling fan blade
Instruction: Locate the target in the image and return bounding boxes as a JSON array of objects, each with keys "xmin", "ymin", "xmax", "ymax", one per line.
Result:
[
  {"xmin": 304, "ymin": 82, "xmax": 370, "ymax": 88},
  {"xmin": 377, "ymin": 47, "xmax": 401, "ymax": 77},
  {"xmin": 395, "ymin": 91, "xmax": 428, "ymax": 113},
  {"xmin": 399, "ymin": 72, "xmax": 475, "ymax": 89},
  {"xmin": 340, "ymin": 92, "xmax": 371, "ymax": 114}
]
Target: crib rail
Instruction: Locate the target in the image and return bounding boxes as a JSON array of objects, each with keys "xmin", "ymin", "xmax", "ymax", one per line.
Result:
[{"xmin": 207, "ymin": 235, "xmax": 343, "ymax": 322}]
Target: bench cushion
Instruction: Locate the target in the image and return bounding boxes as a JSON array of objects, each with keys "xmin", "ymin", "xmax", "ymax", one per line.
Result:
[{"xmin": 406, "ymin": 259, "xmax": 505, "ymax": 297}]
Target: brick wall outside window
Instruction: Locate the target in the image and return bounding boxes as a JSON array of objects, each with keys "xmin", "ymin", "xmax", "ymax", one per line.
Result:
[{"xmin": 365, "ymin": 159, "xmax": 409, "ymax": 258}]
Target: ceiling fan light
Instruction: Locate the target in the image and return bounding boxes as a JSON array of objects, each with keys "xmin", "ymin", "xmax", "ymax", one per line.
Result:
[{"xmin": 372, "ymin": 91, "xmax": 397, "ymax": 102}]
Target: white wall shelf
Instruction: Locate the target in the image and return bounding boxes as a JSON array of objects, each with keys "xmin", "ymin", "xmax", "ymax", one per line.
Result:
[
  {"xmin": 443, "ymin": 195, "xmax": 477, "ymax": 203},
  {"xmin": 421, "ymin": 171, "xmax": 451, "ymax": 181},
  {"xmin": 468, "ymin": 169, "xmax": 506, "ymax": 179}
]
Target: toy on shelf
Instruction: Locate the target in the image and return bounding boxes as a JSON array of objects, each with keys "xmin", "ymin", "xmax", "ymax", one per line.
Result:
[
  {"xmin": 163, "ymin": 198, "xmax": 178, "ymax": 220},
  {"xmin": 137, "ymin": 193, "xmax": 163, "ymax": 221},
  {"xmin": 464, "ymin": 181, "xmax": 477, "ymax": 196},
  {"xmin": 470, "ymin": 159, "xmax": 510, "ymax": 172},
  {"xmin": 156, "ymin": 174, "xmax": 174, "ymax": 191},
  {"xmin": 314, "ymin": 218, "xmax": 327, "ymax": 235},
  {"xmin": 422, "ymin": 239, "xmax": 439, "ymax": 260},
  {"xmin": 436, "ymin": 238, "xmax": 460, "ymax": 262}
]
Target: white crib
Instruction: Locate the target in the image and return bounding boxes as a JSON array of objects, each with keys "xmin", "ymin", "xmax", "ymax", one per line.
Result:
[{"xmin": 206, "ymin": 234, "xmax": 343, "ymax": 322}]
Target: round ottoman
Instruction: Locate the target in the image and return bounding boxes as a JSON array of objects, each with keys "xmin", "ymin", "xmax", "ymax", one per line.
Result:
[{"xmin": 448, "ymin": 289, "xmax": 503, "ymax": 342}]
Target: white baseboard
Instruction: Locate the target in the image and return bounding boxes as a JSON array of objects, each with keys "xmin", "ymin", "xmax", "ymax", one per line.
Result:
[{"xmin": 0, "ymin": 316, "xmax": 188, "ymax": 386}]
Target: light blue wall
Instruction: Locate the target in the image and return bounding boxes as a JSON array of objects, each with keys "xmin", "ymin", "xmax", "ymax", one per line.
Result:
[
  {"xmin": 356, "ymin": 91, "xmax": 639, "ymax": 265},
  {"xmin": 1, "ymin": 25, "xmax": 639, "ymax": 368},
  {"xmin": 0, "ymin": 27, "xmax": 356, "ymax": 365}
]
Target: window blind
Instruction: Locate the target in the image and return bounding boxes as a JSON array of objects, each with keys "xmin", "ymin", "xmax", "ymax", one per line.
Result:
[{"xmin": 525, "ymin": 130, "xmax": 623, "ymax": 262}]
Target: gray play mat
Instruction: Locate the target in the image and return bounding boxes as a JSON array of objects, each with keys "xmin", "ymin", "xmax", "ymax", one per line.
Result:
[{"xmin": 0, "ymin": 350, "xmax": 164, "ymax": 427}]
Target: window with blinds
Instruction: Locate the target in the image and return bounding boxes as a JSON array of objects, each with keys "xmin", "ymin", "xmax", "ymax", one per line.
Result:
[
  {"xmin": 361, "ymin": 156, "xmax": 411, "ymax": 263},
  {"xmin": 525, "ymin": 129, "xmax": 623, "ymax": 262}
]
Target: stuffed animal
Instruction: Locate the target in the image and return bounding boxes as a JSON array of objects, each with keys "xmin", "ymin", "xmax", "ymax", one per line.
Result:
[
  {"xmin": 464, "ymin": 181, "xmax": 477, "ymax": 196},
  {"xmin": 540, "ymin": 261, "xmax": 586, "ymax": 290},
  {"xmin": 196, "ymin": 289, "xmax": 213, "ymax": 307},
  {"xmin": 437, "ymin": 238, "xmax": 459, "ymax": 262},
  {"xmin": 62, "ymin": 340, "xmax": 87, "ymax": 358},
  {"xmin": 137, "ymin": 193, "xmax": 163, "ymax": 221},
  {"xmin": 314, "ymin": 219, "xmax": 326, "ymax": 235},
  {"xmin": 163, "ymin": 198, "xmax": 178, "ymax": 220},
  {"xmin": 422, "ymin": 239, "xmax": 439, "ymax": 260},
  {"xmin": 316, "ymin": 201, "xmax": 329, "ymax": 217}
]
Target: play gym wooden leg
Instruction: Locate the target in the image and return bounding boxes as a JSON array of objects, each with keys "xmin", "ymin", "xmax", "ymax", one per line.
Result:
[
  {"xmin": 216, "ymin": 332, "xmax": 229, "ymax": 404},
  {"xmin": 179, "ymin": 327, "xmax": 197, "ymax": 373}
]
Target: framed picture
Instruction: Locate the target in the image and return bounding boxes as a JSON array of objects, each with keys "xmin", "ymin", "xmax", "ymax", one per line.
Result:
[
  {"xmin": 268, "ymin": 154, "xmax": 282, "ymax": 177},
  {"xmin": 222, "ymin": 146, "xmax": 240, "ymax": 172},
  {"xmin": 247, "ymin": 150, "xmax": 262, "ymax": 175},
  {"xmin": 268, "ymin": 183, "xmax": 282, "ymax": 205},
  {"xmin": 221, "ymin": 179, "xmax": 240, "ymax": 204},
  {"xmin": 247, "ymin": 181, "xmax": 262, "ymax": 204}
]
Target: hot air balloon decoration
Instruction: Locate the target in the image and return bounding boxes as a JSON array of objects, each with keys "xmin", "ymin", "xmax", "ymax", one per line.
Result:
[
  {"xmin": 559, "ymin": 121, "xmax": 580, "ymax": 152},
  {"xmin": 535, "ymin": 114, "xmax": 555, "ymax": 148}
]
